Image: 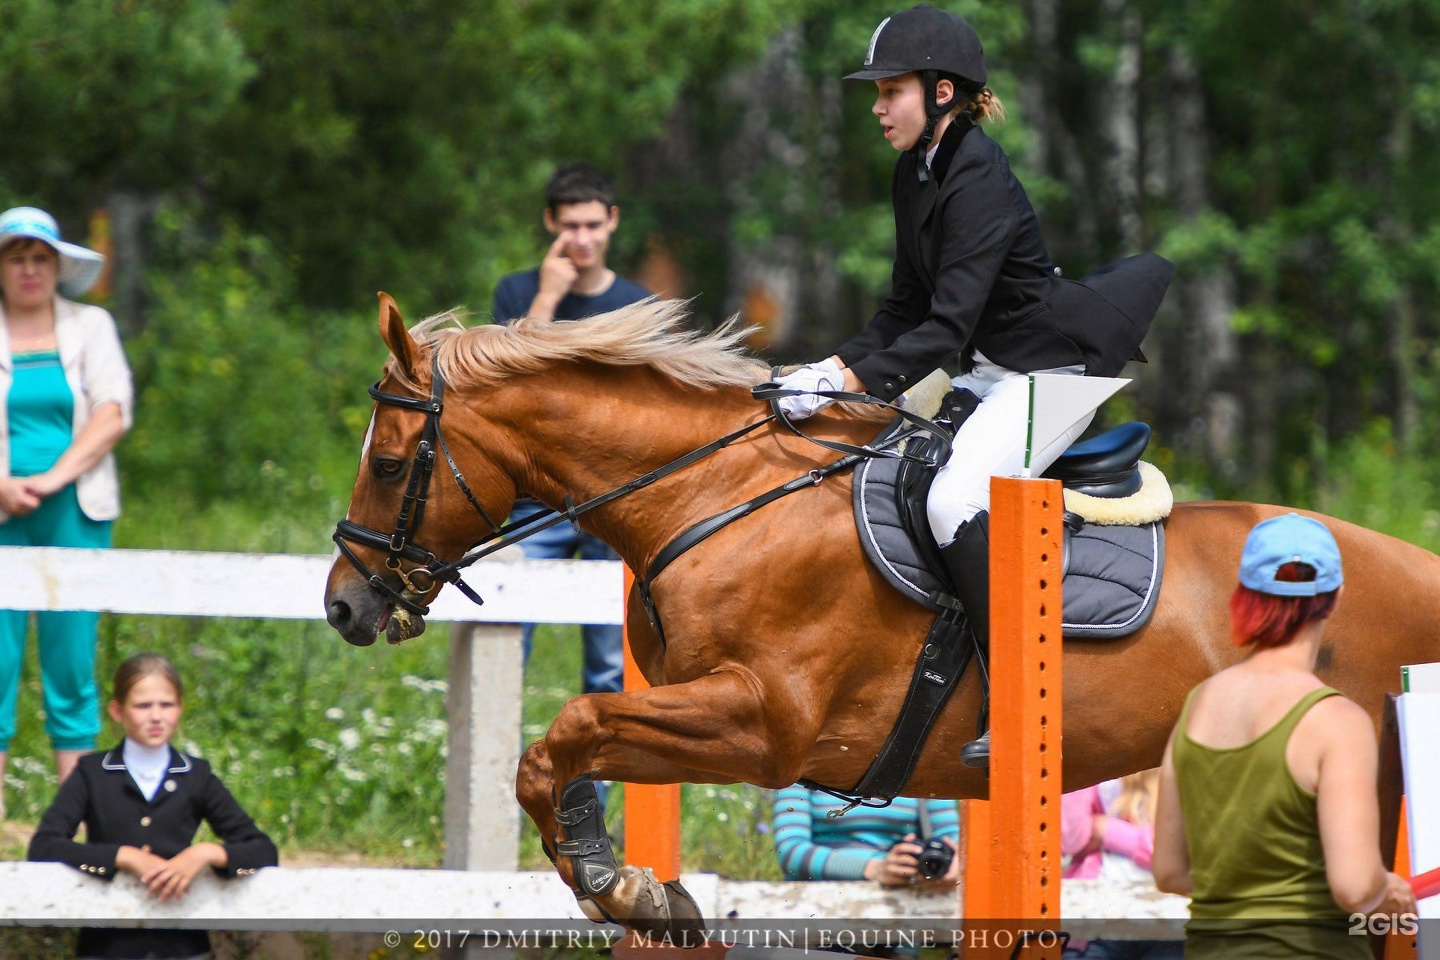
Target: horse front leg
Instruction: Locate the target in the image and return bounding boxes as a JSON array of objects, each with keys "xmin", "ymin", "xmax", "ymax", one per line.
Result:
[{"xmin": 515, "ymin": 671, "xmax": 812, "ymax": 941}]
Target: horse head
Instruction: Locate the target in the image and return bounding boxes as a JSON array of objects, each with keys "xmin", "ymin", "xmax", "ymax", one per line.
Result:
[{"xmin": 325, "ymin": 293, "xmax": 517, "ymax": 647}]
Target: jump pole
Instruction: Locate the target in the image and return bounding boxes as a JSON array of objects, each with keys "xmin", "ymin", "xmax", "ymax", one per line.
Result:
[{"xmin": 960, "ymin": 476, "xmax": 1065, "ymax": 959}]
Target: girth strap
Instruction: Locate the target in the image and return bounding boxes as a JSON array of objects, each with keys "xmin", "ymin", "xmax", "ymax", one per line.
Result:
[{"xmin": 802, "ymin": 607, "xmax": 975, "ymax": 809}]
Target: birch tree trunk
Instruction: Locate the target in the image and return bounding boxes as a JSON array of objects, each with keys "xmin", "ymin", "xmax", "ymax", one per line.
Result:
[{"xmin": 1162, "ymin": 43, "xmax": 1241, "ymax": 469}]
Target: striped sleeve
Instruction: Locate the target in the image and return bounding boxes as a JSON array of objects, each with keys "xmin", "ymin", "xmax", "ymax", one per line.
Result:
[
  {"xmin": 925, "ymin": 799, "xmax": 961, "ymax": 841},
  {"xmin": 771, "ymin": 786, "xmax": 880, "ymax": 881}
]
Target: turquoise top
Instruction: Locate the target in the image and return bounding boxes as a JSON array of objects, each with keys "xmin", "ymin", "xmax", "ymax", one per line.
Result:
[
  {"xmin": 772, "ymin": 785, "xmax": 960, "ymax": 880},
  {"xmin": 7, "ymin": 350, "xmax": 73, "ymax": 476}
]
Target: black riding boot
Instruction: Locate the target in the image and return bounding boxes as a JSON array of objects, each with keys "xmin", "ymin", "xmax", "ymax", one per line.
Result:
[{"xmin": 940, "ymin": 514, "xmax": 992, "ymax": 769}]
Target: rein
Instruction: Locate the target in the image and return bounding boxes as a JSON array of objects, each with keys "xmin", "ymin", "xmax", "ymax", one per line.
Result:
[{"xmin": 334, "ymin": 357, "xmax": 953, "ymax": 631}]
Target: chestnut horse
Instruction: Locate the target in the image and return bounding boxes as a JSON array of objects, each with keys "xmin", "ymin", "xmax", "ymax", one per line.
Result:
[{"xmin": 325, "ymin": 294, "xmax": 1440, "ymax": 934}]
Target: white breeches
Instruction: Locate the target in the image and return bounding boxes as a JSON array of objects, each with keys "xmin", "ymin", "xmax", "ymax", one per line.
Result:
[{"xmin": 926, "ymin": 355, "xmax": 1091, "ymax": 543}]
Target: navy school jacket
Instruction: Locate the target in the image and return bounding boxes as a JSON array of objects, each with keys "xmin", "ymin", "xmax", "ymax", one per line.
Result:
[{"xmin": 29, "ymin": 744, "xmax": 278, "ymax": 959}]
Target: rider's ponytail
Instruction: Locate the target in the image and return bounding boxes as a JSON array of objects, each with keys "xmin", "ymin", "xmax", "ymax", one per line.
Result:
[{"xmin": 961, "ymin": 86, "xmax": 1006, "ymax": 125}]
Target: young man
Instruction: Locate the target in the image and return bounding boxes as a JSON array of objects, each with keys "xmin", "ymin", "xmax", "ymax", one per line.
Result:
[
  {"xmin": 492, "ymin": 163, "xmax": 650, "ymax": 325},
  {"xmin": 492, "ymin": 163, "xmax": 651, "ymax": 705}
]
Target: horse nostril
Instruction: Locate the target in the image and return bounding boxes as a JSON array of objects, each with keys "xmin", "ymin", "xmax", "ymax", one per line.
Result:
[{"xmin": 327, "ymin": 600, "xmax": 352, "ymax": 630}]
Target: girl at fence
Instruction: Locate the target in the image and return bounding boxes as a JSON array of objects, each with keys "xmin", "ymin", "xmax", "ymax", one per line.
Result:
[
  {"xmin": 29, "ymin": 652, "xmax": 277, "ymax": 960},
  {"xmin": 1152, "ymin": 513, "xmax": 1415, "ymax": 958}
]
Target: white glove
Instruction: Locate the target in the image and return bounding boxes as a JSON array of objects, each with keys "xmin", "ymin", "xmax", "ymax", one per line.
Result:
[{"xmin": 774, "ymin": 358, "xmax": 845, "ymax": 419}]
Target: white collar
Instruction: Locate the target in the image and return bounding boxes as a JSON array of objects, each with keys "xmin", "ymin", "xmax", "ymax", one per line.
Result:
[
  {"xmin": 121, "ymin": 740, "xmax": 174, "ymax": 800},
  {"xmin": 102, "ymin": 743, "xmax": 192, "ymax": 775},
  {"xmin": 122, "ymin": 738, "xmax": 171, "ymax": 772}
]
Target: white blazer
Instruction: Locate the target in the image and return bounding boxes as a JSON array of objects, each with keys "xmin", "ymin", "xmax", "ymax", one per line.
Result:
[{"xmin": 0, "ymin": 296, "xmax": 134, "ymax": 522}]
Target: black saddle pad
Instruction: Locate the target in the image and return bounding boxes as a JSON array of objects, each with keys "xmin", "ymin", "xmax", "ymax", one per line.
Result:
[{"xmin": 853, "ymin": 451, "xmax": 1165, "ymax": 641}]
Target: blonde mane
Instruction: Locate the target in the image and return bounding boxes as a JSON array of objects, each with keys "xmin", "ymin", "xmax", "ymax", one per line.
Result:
[{"xmin": 386, "ymin": 298, "xmax": 769, "ymax": 391}]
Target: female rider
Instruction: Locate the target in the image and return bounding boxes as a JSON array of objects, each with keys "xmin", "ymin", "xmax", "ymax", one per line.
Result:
[{"xmin": 773, "ymin": 4, "xmax": 1170, "ymax": 767}]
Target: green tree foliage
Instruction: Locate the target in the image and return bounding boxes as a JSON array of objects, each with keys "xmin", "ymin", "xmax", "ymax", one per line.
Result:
[
  {"xmin": 204, "ymin": 0, "xmax": 799, "ymax": 308},
  {"xmin": 0, "ymin": 0, "xmax": 251, "ymax": 211},
  {"xmin": 122, "ymin": 205, "xmax": 379, "ymax": 508},
  {"xmin": 4, "ymin": 0, "xmax": 1440, "ymax": 512}
]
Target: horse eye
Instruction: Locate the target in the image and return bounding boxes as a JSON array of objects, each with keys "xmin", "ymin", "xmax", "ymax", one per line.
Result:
[{"xmin": 372, "ymin": 458, "xmax": 406, "ymax": 480}]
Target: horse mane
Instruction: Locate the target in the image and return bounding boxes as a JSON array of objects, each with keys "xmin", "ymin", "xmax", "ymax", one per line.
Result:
[{"xmin": 386, "ymin": 298, "xmax": 770, "ymax": 391}]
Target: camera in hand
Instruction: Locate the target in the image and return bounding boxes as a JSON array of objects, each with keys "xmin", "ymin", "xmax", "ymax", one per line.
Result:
[{"xmin": 916, "ymin": 835, "xmax": 954, "ymax": 880}]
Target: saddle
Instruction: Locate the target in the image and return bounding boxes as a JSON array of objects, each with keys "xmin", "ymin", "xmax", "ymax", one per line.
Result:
[
  {"xmin": 806, "ymin": 415, "xmax": 1172, "ymax": 806},
  {"xmin": 854, "ymin": 417, "xmax": 1168, "ymax": 639}
]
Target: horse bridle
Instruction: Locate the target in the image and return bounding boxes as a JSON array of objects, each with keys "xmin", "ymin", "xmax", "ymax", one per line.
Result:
[
  {"xmin": 333, "ymin": 354, "xmax": 955, "ymax": 622},
  {"xmin": 333, "ymin": 356, "xmax": 501, "ymax": 617}
]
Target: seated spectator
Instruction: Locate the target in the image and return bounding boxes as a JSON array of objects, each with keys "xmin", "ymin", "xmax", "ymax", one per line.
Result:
[
  {"xmin": 772, "ymin": 785, "xmax": 960, "ymax": 958},
  {"xmin": 1062, "ymin": 770, "xmax": 1182, "ymax": 959},
  {"xmin": 772, "ymin": 784, "xmax": 960, "ymax": 888},
  {"xmin": 29, "ymin": 653, "xmax": 277, "ymax": 960}
]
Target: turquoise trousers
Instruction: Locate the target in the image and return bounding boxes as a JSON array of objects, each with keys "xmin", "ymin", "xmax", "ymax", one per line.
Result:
[{"xmin": 0, "ymin": 484, "xmax": 110, "ymax": 752}]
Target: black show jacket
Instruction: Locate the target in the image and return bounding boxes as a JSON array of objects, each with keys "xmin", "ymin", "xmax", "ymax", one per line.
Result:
[
  {"xmin": 837, "ymin": 120, "xmax": 1166, "ymax": 402},
  {"xmin": 29, "ymin": 744, "xmax": 278, "ymax": 959}
]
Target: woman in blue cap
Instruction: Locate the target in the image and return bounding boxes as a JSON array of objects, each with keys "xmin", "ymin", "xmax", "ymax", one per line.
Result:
[
  {"xmin": 0, "ymin": 206, "xmax": 132, "ymax": 812},
  {"xmin": 1152, "ymin": 513, "xmax": 1415, "ymax": 957},
  {"xmin": 771, "ymin": 4, "xmax": 1173, "ymax": 766}
]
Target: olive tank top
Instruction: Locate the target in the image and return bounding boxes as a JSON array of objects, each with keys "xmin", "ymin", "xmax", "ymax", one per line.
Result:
[{"xmin": 1173, "ymin": 684, "xmax": 1369, "ymax": 959}]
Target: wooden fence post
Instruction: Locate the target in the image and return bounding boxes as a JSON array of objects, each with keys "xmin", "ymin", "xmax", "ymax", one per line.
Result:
[{"xmin": 444, "ymin": 621, "xmax": 524, "ymax": 871}]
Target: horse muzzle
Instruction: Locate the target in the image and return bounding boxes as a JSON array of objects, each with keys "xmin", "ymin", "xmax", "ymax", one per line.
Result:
[{"xmin": 325, "ymin": 578, "xmax": 430, "ymax": 647}]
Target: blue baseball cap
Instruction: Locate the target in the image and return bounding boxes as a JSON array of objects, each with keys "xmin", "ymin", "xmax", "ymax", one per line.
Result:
[
  {"xmin": 0, "ymin": 206, "xmax": 105, "ymax": 298},
  {"xmin": 1239, "ymin": 513, "xmax": 1343, "ymax": 597}
]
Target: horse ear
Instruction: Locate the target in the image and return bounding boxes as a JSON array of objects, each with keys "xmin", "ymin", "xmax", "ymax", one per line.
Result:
[{"xmin": 377, "ymin": 291, "xmax": 422, "ymax": 380}]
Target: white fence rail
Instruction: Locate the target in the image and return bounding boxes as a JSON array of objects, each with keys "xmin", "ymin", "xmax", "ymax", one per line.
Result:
[
  {"xmin": 0, "ymin": 862, "xmax": 1186, "ymax": 935},
  {"xmin": 0, "ymin": 544, "xmax": 621, "ymax": 872},
  {"xmin": 0, "ymin": 545, "xmax": 622, "ymax": 623}
]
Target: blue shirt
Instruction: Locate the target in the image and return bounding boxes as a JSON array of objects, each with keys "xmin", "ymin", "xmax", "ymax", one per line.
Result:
[
  {"xmin": 6, "ymin": 350, "xmax": 73, "ymax": 476},
  {"xmin": 491, "ymin": 268, "xmax": 651, "ymax": 324}
]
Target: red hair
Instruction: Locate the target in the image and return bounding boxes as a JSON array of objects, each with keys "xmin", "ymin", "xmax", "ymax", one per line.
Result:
[
  {"xmin": 1229, "ymin": 561, "xmax": 1338, "ymax": 648},
  {"xmin": 1226, "ymin": 558, "xmax": 1336, "ymax": 650}
]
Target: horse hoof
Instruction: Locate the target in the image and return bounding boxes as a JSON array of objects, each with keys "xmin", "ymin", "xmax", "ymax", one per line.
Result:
[
  {"xmin": 657, "ymin": 879, "xmax": 706, "ymax": 943},
  {"xmin": 597, "ymin": 866, "xmax": 707, "ymax": 944}
]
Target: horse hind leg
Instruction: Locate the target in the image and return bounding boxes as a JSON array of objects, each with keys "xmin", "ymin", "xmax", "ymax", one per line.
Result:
[{"xmin": 555, "ymin": 773, "xmax": 704, "ymax": 942}]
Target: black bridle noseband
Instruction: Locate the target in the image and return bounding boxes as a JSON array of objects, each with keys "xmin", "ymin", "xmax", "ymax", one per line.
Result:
[
  {"xmin": 333, "ymin": 356, "xmax": 502, "ymax": 616},
  {"xmin": 334, "ymin": 355, "xmax": 954, "ymax": 629}
]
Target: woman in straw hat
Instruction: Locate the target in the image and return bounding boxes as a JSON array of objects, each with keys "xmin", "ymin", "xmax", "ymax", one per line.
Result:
[
  {"xmin": 0, "ymin": 206, "xmax": 133, "ymax": 814},
  {"xmin": 1153, "ymin": 513, "xmax": 1416, "ymax": 957}
]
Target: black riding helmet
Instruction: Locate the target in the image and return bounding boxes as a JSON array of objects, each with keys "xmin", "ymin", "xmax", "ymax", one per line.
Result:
[{"xmin": 844, "ymin": 4, "xmax": 987, "ymax": 179}]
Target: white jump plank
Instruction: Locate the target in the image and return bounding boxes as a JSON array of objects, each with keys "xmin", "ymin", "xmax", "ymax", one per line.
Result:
[
  {"xmin": 0, "ymin": 864, "xmax": 1186, "ymax": 934},
  {"xmin": 0, "ymin": 546, "xmax": 623, "ymax": 624}
]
